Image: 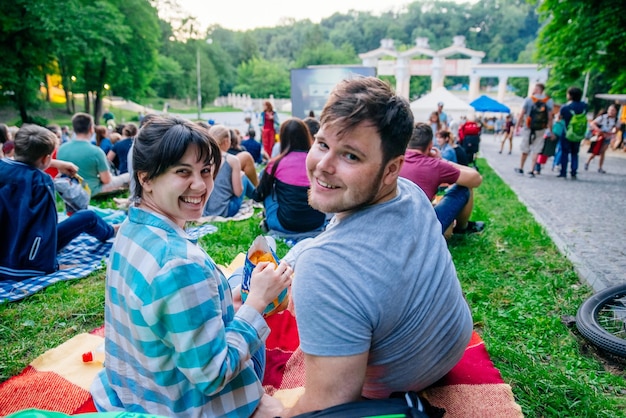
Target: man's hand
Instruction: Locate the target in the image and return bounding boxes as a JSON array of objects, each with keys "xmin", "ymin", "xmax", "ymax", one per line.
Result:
[{"xmin": 428, "ymin": 147, "xmax": 442, "ymax": 160}]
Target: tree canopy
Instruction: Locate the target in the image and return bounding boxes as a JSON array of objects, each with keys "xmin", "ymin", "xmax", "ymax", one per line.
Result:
[
  {"xmin": 536, "ymin": 0, "xmax": 626, "ymax": 104},
  {"xmin": 2, "ymin": 0, "xmax": 622, "ymax": 121}
]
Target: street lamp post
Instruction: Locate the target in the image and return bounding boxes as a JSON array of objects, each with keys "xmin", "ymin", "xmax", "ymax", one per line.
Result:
[
  {"xmin": 196, "ymin": 45, "xmax": 202, "ymax": 120},
  {"xmin": 196, "ymin": 38, "xmax": 213, "ymax": 121}
]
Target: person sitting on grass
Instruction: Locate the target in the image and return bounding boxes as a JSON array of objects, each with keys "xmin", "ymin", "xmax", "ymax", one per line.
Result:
[
  {"xmin": 276, "ymin": 77, "xmax": 472, "ymax": 417},
  {"xmin": 227, "ymin": 128, "xmax": 259, "ymax": 187},
  {"xmin": 241, "ymin": 127, "xmax": 269, "ymax": 164},
  {"xmin": 399, "ymin": 122, "xmax": 484, "ymax": 238},
  {"xmin": 252, "ymin": 117, "xmax": 327, "ymax": 235},
  {"xmin": 107, "ymin": 123, "xmax": 137, "ymax": 175},
  {"xmin": 57, "ymin": 112, "xmax": 129, "ymax": 198},
  {"xmin": 0, "ymin": 124, "xmax": 116, "ymax": 281},
  {"xmin": 203, "ymin": 124, "xmax": 255, "ymax": 217},
  {"xmin": 90, "ymin": 115, "xmax": 292, "ymax": 417}
]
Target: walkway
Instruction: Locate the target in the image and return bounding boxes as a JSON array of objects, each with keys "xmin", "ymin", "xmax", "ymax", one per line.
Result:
[{"xmin": 479, "ymin": 134, "xmax": 626, "ymax": 292}]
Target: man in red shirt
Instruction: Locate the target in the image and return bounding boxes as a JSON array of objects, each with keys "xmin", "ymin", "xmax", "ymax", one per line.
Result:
[{"xmin": 400, "ymin": 123, "xmax": 484, "ymax": 237}]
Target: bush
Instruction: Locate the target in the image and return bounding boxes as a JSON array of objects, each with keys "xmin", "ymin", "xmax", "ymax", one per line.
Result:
[{"xmin": 17, "ymin": 115, "xmax": 49, "ymax": 127}]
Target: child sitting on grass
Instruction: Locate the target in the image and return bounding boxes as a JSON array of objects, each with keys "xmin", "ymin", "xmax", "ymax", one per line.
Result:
[{"xmin": 0, "ymin": 124, "xmax": 117, "ymax": 281}]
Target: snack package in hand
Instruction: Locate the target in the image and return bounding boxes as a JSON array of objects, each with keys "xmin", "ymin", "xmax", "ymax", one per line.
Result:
[{"xmin": 242, "ymin": 236, "xmax": 289, "ymax": 316}]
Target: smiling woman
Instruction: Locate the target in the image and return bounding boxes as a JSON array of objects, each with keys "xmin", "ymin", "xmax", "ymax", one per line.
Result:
[{"xmin": 89, "ymin": 115, "xmax": 292, "ymax": 416}]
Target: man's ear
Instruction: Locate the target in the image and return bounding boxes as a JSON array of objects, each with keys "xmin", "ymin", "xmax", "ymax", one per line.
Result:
[{"xmin": 382, "ymin": 155, "xmax": 404, "ymax": 186}]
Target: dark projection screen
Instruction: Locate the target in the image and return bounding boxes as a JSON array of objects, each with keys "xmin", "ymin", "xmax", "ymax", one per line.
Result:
[{"xmin": 290, "ymin": 66, "xmax": 377, "ymax": 119}]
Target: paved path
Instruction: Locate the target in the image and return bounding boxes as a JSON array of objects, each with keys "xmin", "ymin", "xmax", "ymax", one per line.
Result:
[{"xmin": 478, "ymin": 133, "xmax": 626, "ymax": 292}]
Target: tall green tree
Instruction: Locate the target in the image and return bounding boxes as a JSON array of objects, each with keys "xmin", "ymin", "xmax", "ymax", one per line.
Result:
[
  {"xmin": 234, "ymin": 58, "xmax": 290, "ymax": 98},
  {"xmin": 536, "ymin": 0, "xmax": 626, "ymax": 102},
  {"xmin": 0, "ymin": 1, "xmax": 59, "ymax": 122}
]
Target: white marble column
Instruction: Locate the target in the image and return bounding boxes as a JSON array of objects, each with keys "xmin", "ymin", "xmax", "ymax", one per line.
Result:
[
  {"xmin": 395, "ymin": 57, "xmax": 410, "ymax": 100},
  {"xmin": 497, "ymin": 76, "xmax": 508, "ymax": 103},
  {"xmin": 431, "ymin": 56, "xmax": 444, "ymax": 90}
]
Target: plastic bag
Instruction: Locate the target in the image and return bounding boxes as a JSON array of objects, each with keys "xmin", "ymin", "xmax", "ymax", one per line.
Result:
[
  {"xmin": 53, "ymin": 174, "xmax": 90, "ymax": 213},
  {"xmin": 241, "ymin": 236, "xmax": 288, "ymax": 316}
]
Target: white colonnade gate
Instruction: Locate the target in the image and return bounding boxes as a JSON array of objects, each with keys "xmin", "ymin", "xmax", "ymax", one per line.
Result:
[{"xmin": 359, "ymin": 36, "xmax": 549, "ymax": 102}]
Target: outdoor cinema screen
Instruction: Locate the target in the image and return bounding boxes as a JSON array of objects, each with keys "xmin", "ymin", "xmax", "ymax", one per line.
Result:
[{"xmin": 290, "ymin": 66, "xmax": 376, "ymax": 119}]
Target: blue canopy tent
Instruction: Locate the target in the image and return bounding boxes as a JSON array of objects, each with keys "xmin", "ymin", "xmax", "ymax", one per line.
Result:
[{"xmin": 469, "ymin": 95, "xmax": 510, "ymax": 113}]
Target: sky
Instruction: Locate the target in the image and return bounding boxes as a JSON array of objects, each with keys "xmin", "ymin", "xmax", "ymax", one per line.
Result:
[{"xmin": 176, "ymin": 0, "xmax": 420, "ymax": 32}]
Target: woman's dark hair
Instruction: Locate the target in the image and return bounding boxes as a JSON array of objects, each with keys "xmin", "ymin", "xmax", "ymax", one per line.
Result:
[
  {"xmin": 268, "ymin": 118, "xmax": 312, "ymax": 176},
  {"xmin": 132, "ymin": 116, "xmax": 221, "ymax": 200},
  {"xmin": 279, "ymin": 118, "xmax": 312, "ymax": 155}
]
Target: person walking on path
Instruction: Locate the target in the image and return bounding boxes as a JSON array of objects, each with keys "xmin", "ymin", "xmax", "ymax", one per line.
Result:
[
  {"xmin": 499, "ymin": 114, "xmax": 514, "ymax": 154},
  {"xmin": 585, "ymin": 104, "xmax": 619, "ymax": 174},
  {"xmin": 558, "ymin": 86, "xmax": 587, "ymax": 179},
  {"xmin": 513, "ymin": 83, "xmax": 554, "ymax": 177}
]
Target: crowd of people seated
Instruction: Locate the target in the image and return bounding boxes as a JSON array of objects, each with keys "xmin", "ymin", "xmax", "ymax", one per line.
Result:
[{"xmin": 1, "ymin": 83, "xmax": 486, "ymax": 416}]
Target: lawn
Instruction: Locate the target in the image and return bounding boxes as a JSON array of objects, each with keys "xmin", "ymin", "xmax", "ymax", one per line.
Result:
[{"xmin": 0, "ymin": 160, "xmax": 625, "ymax": 417}]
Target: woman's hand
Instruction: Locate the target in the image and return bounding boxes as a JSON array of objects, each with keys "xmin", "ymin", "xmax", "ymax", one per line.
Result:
[
  {"xmin": 245, "ymin": 261, "xmax": 292, "ymax": 315},
  {"xmin": 251, "ymin": 394, "xmax": 284, "ymax": 418}
]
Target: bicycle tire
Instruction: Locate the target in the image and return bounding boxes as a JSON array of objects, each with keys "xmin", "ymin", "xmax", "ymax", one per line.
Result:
[{"xmin": 575, "ymin": 283, "xmax": 626, "ymax": 357}]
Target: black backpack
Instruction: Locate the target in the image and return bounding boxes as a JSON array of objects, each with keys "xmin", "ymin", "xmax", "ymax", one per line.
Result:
[
  {"xmin": 293, "ymin": 392, "xmax": 444, "ymax": 418},
  {"xmin": 528, "ymin": 96, "xmax": 549, "ymax": 131}
]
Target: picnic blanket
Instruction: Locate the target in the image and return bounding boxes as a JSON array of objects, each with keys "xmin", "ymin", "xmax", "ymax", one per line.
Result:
[
  {"xmin": 0, "ymin": 255, "xmax": 522, "ymax": 416},
  {"xmin": 0, "ymin": 221, "xmax": 217, "ymax": 304},
  {"xmin": 197, "ymin": 199, "xmax": 259, "ymax": 223},
  {"xmin": 0, "ymin": 310, "xmax": 522, "ymax": 417}
]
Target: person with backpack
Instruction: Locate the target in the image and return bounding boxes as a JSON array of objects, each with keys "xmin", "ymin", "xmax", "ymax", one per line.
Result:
[
  {"xmin": 513, "ymin": 83, "xmax": 554, "ymax": 177},
  {"xmin": 585, "ymin": 104, "xmax": 619, "ymax": 174},
  {"xmin": 457, "ymin": 116, "xmax": 481, "ymax": 169},
  {"xmin": 558, "ymin": 86, "xmax": 587, "ymax": 179}
]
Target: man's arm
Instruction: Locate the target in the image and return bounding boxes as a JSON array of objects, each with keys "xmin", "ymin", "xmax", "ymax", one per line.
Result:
[
  {"xmin": 449, "ymin": 160, "xmax": 482, "ymax": 189},
  {"xmin": 514, "ymin": 109, "xmax": 525, "ymax": 131},
  {"xmin": 50, "ymin": 159, "xmax": 78, "ymax": 177},
  {"xmin": 285, "ymin": 352, "xmax": 368, "ymax": 417},
  {"xmin": 99, "ymin": 169, "xmax": 112, "ymax": 185}
]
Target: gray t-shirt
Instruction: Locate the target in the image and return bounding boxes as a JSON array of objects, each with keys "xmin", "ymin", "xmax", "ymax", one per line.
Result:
[
  {"xmin": 292, "ymin": 177, "xmax": 473, "ymax": 398},
  {"xmin": 203, "ymin": 158, "xmax": 233, "ymax": 217}
]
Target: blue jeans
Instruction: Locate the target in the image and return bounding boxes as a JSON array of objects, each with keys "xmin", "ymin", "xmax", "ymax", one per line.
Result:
[
  {"xmin": 434, "ymin": 185, "xmax": 470, "ymax": 233},
  {"xmin": 559, "ymin": 138, "xmax": 580, "ymax": 176},
  {"xmin": 227, "ymin": 176, "xmax": 256, "ymax": 217},
  {"xmin": 57, "ymin": 210, "xmax": 115, "ymax": 250}
]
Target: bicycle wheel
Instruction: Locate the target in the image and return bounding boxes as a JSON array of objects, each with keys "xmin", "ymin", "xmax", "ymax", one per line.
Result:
[{"xmin": 576, "ymin": 283, "xmax": 626, "ymax": 357}]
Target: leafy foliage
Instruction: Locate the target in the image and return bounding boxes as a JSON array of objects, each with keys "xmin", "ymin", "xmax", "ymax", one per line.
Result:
[{"xmin": 536, "ymin": 0, "xmax": 626, "ymax": 102}]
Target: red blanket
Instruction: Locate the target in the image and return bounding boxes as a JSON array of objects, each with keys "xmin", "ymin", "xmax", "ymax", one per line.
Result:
[{"xmin": 0, "ymin": 310, "xmax": 522, "ymax": 417}]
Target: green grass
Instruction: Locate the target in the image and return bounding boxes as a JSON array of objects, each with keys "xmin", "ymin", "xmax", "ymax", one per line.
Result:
[
  {"xmin": 0, "ymin": 98, "xmax": 241, "ymax": 128},
  {"xmin": 1, "ymin": 160, "xmax": 625, "ymax": 417}
]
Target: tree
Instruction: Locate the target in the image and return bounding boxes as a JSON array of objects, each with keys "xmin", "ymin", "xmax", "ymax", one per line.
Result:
[
  {"xmin": 234, "ymin": 58, "xmax": 290, "ymax": 98},
  {"xmin": 294, "ymin": 42, "xmax": 358, "ymax": 68},
  {"xmin": 151, "ymin": 55, "xmax": 186, "ymax": 98},
  {"xmin": 536, "ymin": 0, "xmax": 626, "ymax": 101},
  {"xmin": 0, "ymin": 1, "xmax": 59, "ymax": 122}
]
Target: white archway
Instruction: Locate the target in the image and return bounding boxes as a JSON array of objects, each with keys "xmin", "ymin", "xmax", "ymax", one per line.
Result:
[{"xmin": 359, "ymin": 36, "xmax": 549, "ymax": 101}]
